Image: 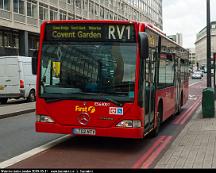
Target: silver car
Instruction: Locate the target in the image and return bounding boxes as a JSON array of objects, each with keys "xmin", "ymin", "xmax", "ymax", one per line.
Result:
[{"xmin": 192, "ymin": 71, "xmax": 202, "ymax": 79}]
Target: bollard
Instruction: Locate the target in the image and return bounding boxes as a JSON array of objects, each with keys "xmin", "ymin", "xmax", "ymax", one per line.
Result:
[{"xmin": 202, "ymin": 87, "xmax": 215, "ymax": 118}]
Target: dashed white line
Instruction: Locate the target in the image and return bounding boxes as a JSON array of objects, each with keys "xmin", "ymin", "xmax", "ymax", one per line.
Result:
[{"xmin": 189, "ymin": 81, "xmax": 203, "ymax": 87}]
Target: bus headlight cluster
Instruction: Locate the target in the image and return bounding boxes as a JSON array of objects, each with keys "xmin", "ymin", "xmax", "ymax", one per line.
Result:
[
  {"xmin": 36, "ymin": 115, "xmax": 54, "ymax": 123},
  {"xmin": 116, "ymin": 120, "xmax": 141, "ymax": 128}
]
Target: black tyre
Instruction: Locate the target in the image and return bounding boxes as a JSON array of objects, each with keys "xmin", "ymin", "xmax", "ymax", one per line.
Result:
[
  {"xmin": 0, "ymin": 98, "xmax": 8, "ymax": 104},
  {"xmin": 149, "ymin": 104, "xmax": 162, "ymax": 138},
  {"xmin": 176, "ymin": 93, "xmax": 183, "ymax": 115},
  {"xmin": 27, "ymin": 90, "xmax": 36, "ymax": 102}
]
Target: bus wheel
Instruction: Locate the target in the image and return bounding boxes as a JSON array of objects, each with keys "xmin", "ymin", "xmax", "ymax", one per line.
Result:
[
  {"xmin": 27, "ymin": 90, "xmax": 36, "ymax": 102},
  {"xmin": 149, "ymin": 105, "xmax": 162, "ymax": 137},
  {"xmin": 176, "ymin": 104, "xmax": 182, "ymax": 115},
  {"xmin": 176, "ymin": 93, "xmax": 183, "ymax": 115}
]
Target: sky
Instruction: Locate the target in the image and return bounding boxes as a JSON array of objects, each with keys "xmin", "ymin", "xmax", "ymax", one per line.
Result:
[{"xmin": 163, "ymin": 0, "xmax": 216, "ymax": 48}]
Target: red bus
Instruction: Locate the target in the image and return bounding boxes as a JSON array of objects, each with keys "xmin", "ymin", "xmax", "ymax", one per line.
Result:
[{"xmin": 32, "ymin": 20, "xmax": 189, "ymax": 139}]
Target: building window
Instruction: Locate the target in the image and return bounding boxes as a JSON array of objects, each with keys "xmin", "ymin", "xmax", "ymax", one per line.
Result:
[
  {"xmin": 75, "ymin": 0, "xmax": 81, "ymax": 9},
  {"xmin": 68, "ymin": 13, "xmax": 75, "ymax": 20},
  {"xmin": 59, "ymin": 10, "xmax": 66, "ymax": 20},
  {"xmin": 0, "ymin": 0, "xmax": 10, "ymax": 11},
  {"xmin": 50, "ymin": 7, "xmax": 58, "ymax": 20},
  {"xmin": 89, "ymin": 2, "xmax": 93, "ymax": 15},
  {"xmin": 29, "ymin": 36, "xmax": 39, "ymax": 50},
  {"xmin": 4, "ymin": 32, "xmax": 18, "ymax": 48},
  {"xmin": 100, "ymin": 7, "xmax": 104, "ymax": 18},
  {"xmin": 14, "ymin": 34, "xmax": 19, "ymax": 48},
  {"xmin": 4, "ymin": 32, "xmax": 12, "ymax": 48},
  {"xmin": 95, "ymin": 4, "xmax": 99, "ymax": 17},
  {"xmin": 13, "ymin": 0, "xmax": 24, "ymax": 14},
  {"xmin": 39, "ymin": 3, "xmax": 48, "ymax": 20},
  {"xmin": 27, "ymin": 0, "xmax": 37, "ymax": 18}
]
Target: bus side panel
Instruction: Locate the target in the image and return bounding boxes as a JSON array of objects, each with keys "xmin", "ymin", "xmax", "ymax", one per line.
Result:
[
  {"xmin": 155, "ymin": 86, "xmax": 176, "ymax": 122},
  {"xmin": 167, "ymin": 86, "xmax": 177, "ymax": 118},
  {"xmin": 183, "ymin": 80, "xmax": 189, "ymax": 105}
]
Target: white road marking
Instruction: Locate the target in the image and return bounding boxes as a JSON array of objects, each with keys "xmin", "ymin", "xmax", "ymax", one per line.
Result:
[
  {"xmin": 189, "ymin": 81, "xmax": 202, "ymax": 87},
  {"xmin": 189, "ymin": 95, "xmax": 198, "ymax": 100},
  {"xmin": 0, "ymin": 135, "xmax": 71, "ymax": 168}
]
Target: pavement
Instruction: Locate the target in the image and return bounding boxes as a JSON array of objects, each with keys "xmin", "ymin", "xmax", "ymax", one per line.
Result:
[
  {"xmin": 0, "ymin": 101, "xmax": 35, "ymax": 119},
  {"xmin": 155, "ymin": 102, "xmax": 216, "ymax": 169}
]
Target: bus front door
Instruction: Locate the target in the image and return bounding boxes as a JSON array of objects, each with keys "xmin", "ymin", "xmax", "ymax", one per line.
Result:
[{"xmin": 144, "ymin": 49, "xmax": 156, "ymax": 132}]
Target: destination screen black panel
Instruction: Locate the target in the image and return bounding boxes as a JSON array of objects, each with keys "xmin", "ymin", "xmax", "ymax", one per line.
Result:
[{"xmin": 45, "ymin": 23, "xmax": 136, "ymax": 43}]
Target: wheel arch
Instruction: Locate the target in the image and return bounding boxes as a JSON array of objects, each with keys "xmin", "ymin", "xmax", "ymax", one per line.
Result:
[{"xmin": 157, "ymin": 98, "xmax": 163, "ymax": 122}]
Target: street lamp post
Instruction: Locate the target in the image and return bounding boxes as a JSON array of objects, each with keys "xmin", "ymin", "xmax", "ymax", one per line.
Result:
[
  {"xmin": 214, "ymin": 53, "xmax": 216, "ymax": 96},
  {"xmin": 207, "ymin": 0, "xmax": 211, "ymax": 87},
  {"xmin": 202, "ymin": 0, "xmax": 215, "ymax": 118}
]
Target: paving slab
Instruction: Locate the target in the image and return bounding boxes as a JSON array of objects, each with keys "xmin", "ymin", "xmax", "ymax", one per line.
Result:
[
  {"xmin": 155, "ymin": 104, "xmax": 216, "ymax": 169},
  {"xmin": 0, "ymin": 102, "xmax": 35, "ymax": 119}
]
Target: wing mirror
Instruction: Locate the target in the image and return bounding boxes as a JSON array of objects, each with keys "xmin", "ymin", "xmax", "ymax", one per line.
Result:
[{"xmin": 139, "ymin": 32, "xmax": 149, "ymax": 59}]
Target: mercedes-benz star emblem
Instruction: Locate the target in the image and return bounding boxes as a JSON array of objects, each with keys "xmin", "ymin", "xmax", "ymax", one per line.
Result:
[{"xmin": 78, "ymin": 113, "xmax": 90, "ymax": 126}]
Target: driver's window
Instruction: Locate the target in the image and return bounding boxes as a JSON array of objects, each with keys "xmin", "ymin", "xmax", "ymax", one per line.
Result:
[{"xmin": 51, "ymin": 61, "xmax": 61, "ymax": 85}]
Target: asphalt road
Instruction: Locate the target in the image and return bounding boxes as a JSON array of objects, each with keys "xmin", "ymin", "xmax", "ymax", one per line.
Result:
[
  {"xmin": 0, "ymin": 112, "xmax": 63, "ymax": 162},
  {"xmin": 0, "ymin": 77, "xmax": 206, "ymax": 168}
]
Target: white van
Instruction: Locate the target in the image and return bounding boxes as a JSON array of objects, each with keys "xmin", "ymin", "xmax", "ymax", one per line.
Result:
[{"xmin": 0, "ymin": 56, "xmax": 36, "ymax": 104}]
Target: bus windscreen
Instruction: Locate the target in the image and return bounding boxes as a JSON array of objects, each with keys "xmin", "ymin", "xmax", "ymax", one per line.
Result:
[{"xmin": 40, "ymin": 23, "xmax": 137, "ymax": 104}]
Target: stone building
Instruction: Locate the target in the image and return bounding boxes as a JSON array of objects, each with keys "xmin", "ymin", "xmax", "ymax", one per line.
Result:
[
  {"xmin": 195, "ymin": 21, "xmax": 216, "ymax": 66},
  {"xmin": 0, "ymin": 0, "xmax": 163, "ymax": 57}
]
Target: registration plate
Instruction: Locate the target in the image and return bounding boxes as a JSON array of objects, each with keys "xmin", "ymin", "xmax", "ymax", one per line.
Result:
[{"xmin": 73, "ymin": 128, "xmax": 96, "ymax": 136}]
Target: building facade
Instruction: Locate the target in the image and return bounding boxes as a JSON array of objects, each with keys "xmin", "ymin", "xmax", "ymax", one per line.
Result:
[
  {"xmin": 168, "ymin": 33, "xmax": 183, "ymax": 46},
  {"xmin": 188, "ymin": 48, "xmax": 196, "ymax": 69},
  {"xmin": 0, "ymin": 0, "xmax": 163, "ymax": 57},
  {"xmin": 195, "ymin": 21, "xmax": 216, "ymax": 66}
]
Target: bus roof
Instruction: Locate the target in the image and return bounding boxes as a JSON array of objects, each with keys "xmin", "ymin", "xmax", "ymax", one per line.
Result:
[{"xmin": 41, "ymin": 20, "xmax": 188, "ymax": 52}]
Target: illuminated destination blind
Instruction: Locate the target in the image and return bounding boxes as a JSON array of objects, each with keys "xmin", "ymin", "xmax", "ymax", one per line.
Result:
[{"xmin": 45, "ymin": 23, "xmax": 136, "ymax": 42}]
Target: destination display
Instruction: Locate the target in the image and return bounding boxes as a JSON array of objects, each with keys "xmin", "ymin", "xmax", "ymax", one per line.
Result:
[{"xmin": 45, "ymin": 23, "xmax": 136, "ymax": 42}]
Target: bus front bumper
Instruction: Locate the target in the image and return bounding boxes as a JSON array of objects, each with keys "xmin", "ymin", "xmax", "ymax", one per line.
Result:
[{"xmin": 36, "ymin": 122, "xmax": 144, "ymax": 139}]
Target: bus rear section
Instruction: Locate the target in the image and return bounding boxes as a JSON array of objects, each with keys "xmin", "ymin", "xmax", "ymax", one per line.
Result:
[{"xmin": 35, "ymin": 21, "xmax": 147, "ymax": 139}]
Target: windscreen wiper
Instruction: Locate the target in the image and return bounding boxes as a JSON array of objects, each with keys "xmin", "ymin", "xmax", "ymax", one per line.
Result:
[
  {"xmin": 44, "ymin": 97, "xmax": 67, "ymax": 103},
  {"xmin": 101, "ymin": 96, "xmax": 123, "ymax": 107},
  {"xmin": 80, "ymin": 92, "xmax": 124, "ymax": 107},
  {"xmin": 43, "ymin": 93, "xmax": 123, "ymax": 107}
]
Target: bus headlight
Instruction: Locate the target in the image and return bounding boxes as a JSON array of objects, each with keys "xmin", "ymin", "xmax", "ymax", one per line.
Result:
[
  {"xmin": 116, "ymin": 120, "xmax": 141, "ymax": 128},
  {"xmin": 36, "ymin": 115, "xmax": 54, "ymax": 123},
  {"xmin": 133, "ymin": 120, "xmax": 142, "ymax": 128}
]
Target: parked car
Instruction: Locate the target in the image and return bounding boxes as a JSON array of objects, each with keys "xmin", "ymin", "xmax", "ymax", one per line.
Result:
[
  {"xmin": 192, "ymin": 71, "xmax": 202, "ymax": 79},
  {"xmin": 0, "ymin": 56, "xmax": 36, "ymax": 104}
]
